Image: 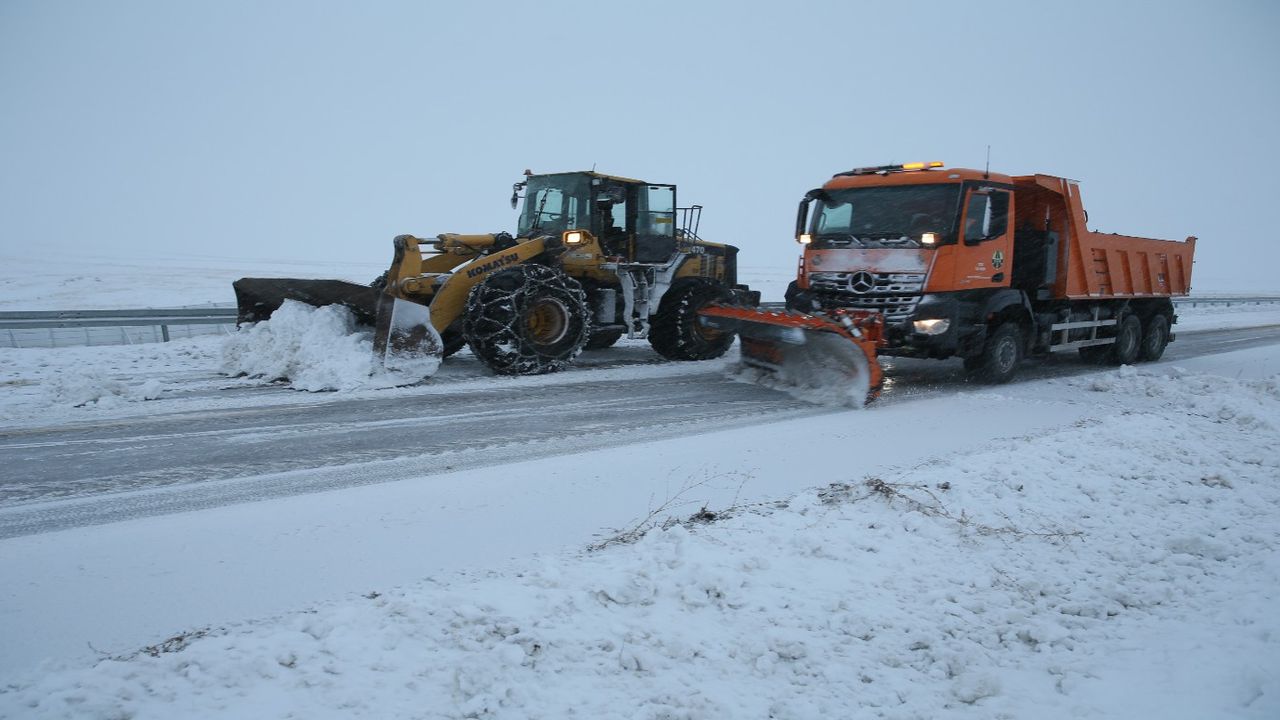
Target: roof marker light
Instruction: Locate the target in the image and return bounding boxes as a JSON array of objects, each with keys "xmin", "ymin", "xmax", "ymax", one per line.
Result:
[{"xmin": 834, "ymin": 161, "xmax": 945, "ymax": 177}]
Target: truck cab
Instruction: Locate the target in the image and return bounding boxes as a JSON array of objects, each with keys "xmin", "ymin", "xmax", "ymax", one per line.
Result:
[{"xmin": 787, "ymin": 163, "xmax": 1023, "ymax": 359}]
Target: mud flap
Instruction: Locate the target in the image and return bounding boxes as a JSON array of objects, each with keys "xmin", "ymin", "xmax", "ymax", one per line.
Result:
[
  {"xmin": 699, "ymin": 306, "xmax": 884, "ymax": 405},
  {"xmin": 373, "ymin": 295, "xmax": 445, "ymax": 378}
]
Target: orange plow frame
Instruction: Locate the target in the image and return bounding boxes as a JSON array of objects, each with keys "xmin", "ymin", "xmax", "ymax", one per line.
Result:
[{"xmin": 699, "ymin": 305, "xmax": 886, "ymax": 400}]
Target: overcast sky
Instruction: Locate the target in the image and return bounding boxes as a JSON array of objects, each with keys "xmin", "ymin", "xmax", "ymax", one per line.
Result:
[{"xmin": 2, "ymin": 1, "xmax": 1278, "ymax": 292}]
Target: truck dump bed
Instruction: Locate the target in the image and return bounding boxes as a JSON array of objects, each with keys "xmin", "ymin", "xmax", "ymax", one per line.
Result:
[{"xmin": 1012, "ymin": 175, "xmax": 1195, "ymax": 299}]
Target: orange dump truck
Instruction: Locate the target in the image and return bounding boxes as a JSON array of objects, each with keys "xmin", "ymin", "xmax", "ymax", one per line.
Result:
[{"xmin": 701, "ymin": 162, "xmax": 1196, "ymax": 400}]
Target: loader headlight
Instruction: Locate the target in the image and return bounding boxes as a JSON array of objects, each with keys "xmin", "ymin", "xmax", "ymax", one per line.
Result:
[
  {"xmin": 564, "ymin": 230, "xmax": 585, "ymax": 245},
  {"xmin": 797, "ymin": 233, "xmax": 813, "ymax": 245},
  {"xmin": 912, "ymin": 318, "xmax": 950, "ymax": 335}
]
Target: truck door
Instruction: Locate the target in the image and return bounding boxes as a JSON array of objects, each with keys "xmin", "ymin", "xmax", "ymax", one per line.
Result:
[{"xmin": 952, "ymin": 187, "xmax": 1012, "ymax": 289}]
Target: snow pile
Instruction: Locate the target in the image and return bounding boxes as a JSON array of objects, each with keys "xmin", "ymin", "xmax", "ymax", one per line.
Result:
[
  {"xmin": 48, "ymin": 373, "xmax": 164, "ymax": 408},
  {"xmin": 4, "ymin": 366, "xmax": 1277, "ymax": 719},
  {"xmin": 221, "ymin": 301, "xmax": 439, "ymax": 391}
]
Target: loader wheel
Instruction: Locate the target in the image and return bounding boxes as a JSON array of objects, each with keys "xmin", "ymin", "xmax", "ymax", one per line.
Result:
[
  {"xmin": 649, "ymin": 278, "xmax": 737, "ymax": 361},
  {"xmin": 967, "ymin": 323, "xmax": 1023, "ymax": 384},
  {"xmin": 1138, "ymin": 314, "xmax": 1169, "ymax": 362},
  {"xmin": 1109, "ymin": 314, "xmax": 1142, "ymax": 365},
  {"xmin": 464, "ymin": 264, "xmax": 590, "ymax": 375},
  {"xmin": 584, "ymin": 327, "xmax": 624, "ymax": 350}
]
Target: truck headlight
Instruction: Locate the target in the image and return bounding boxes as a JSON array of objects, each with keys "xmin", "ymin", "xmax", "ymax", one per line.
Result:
[{"xmin": 912, "ymin": 318, "xmax": 950, "ymax": 335}]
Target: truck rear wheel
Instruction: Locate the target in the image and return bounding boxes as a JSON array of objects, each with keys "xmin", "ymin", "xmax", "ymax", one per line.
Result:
[
  {"xmin": 1138, "ymin": 314, "xmax": 1169, "ymax": 361},
  {"xmin": 649, "ymin": 278, "xmax": 736, "ymax": 361},
  {"xmin": 967, "ymin": 323, "xmax": 1023, "ymax": 384},
  {"xmin": 1109, "ymin": 314, "xmax": 1142, "ymax": 365},
  {"xmin": 464, "ymin": 264, "xmax": 590, "ymax": 375}
]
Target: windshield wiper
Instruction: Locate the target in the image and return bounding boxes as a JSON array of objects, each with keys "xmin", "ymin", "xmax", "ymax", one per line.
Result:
[{"xmin": 529, "ymin": 191, "xmax": 551, "ymax": 233}]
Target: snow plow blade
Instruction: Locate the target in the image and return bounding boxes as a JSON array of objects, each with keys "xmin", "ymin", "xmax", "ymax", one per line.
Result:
[
  {"xmin": 233, "ymin": 277, "xmax": 444, "ymax": 377},
  {"xmin": 372, "ymin": 294, "xmax": 445, "ymax": 375},
  {"xmin": 698, "ymin": 305, "xmax": 884, "ymax": 404}
]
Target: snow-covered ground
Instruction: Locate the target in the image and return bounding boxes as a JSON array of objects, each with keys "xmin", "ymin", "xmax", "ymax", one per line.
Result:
[{"xmin": 1, "ymin": 259, "xmax": 1279, "ymax": 718}]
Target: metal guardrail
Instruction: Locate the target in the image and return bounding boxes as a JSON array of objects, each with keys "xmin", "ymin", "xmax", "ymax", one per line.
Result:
[
  {"xmin": 0, "ymin": 308, "xmax": 237, "ymax": 342},
  {"xmin": 0, "ymin": 308, "xmax": 238, "ymax": 349},
  {"xmin": 760, "ymin": 297, "xmax": 1280, "ymax": 310},
  {"xmin": 1, "ymin": 297, "xmax": 1278, "ymax": 350},
  {"xmin": 1173, "ymin": 296, "xmax": 1280, "ymax": 308}
]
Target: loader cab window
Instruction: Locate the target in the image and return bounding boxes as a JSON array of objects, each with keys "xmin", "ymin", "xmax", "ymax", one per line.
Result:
[
  {"xmin": 517, "ymin": 174, "xmax": 591, "ymax": 236},
  {"xmin": 635, "ymin": 184, "xmax": 677, "ymax": 262},
  {"xmin": 638, "ymin": 185, "xmax": 676, "ymax": 238},
  {"xmin": 594, "ymin": 183, "xmax": 630, "ymax": 255},
  {"xmin": 962, "ymin": 190, "xmax": 1010, "ymax": 245}
]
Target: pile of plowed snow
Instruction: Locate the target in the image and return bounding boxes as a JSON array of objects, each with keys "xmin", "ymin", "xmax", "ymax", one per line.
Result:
[
  {"xmin": 4, "ymin": 364, "xmax": 1277, "ymax": 719},
  {"xmin": 221, "ymin": 300, "xmax": 439, "ymax": 391}
]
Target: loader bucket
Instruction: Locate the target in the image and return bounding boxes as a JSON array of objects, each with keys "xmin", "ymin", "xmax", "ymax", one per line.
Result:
[
  {"xmin": 699, "ymin": 306, "xmax": 884, "ymax": 405},
  {"xmin": 233, "ymin": 277, "xmax": 444, "ymax": 378},
  {"xmin": 233, "ymin": 278, "xmax": 382, "ymax": 325}
]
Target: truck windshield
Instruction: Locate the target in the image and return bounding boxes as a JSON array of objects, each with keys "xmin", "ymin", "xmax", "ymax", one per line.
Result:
[
  {"xmin": 517, "ymin": 174, "xmax": 591, "ymax": 236},
  {"xmin": 811, "ymin": 184, "xmax": 961, "ymax": 247}
]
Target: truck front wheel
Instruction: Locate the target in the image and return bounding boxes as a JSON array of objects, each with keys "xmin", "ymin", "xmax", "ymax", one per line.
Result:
[{"xmin": 967, "ymin": 323, "xmax": 1023, "ymax": 384}]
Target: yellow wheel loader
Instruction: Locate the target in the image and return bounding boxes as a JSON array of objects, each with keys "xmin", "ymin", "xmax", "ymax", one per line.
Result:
[{"xmin": 234, "ymin": 170, "xmax": 759, "ymax": 378}]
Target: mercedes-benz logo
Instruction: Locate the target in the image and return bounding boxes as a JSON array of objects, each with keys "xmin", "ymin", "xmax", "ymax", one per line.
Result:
[{"xmin": 849, "ymin": 271, "xmax": 875, "ymax": 294}]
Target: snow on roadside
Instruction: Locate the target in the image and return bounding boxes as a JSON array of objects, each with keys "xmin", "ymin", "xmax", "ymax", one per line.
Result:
[
  {"xmin": 1175, "ymin": 303, "xmax": 1280, "ymax": 333},
  {"xmin": 0, "ymin": 336, "xmax": 224, "ymax": 424},
  {"xmin": 3, "ymin": 366, "xmax": 1277, "ymax": 719}
]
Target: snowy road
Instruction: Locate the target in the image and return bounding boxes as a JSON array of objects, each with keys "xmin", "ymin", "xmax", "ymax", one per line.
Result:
[{"xmin": 2, "ymin": 325, "xmax": 1277, "ymax": 539}]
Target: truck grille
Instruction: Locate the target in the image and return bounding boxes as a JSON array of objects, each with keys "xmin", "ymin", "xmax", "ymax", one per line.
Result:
[{"xmin": 808, "ymin": 271, "xmax": 925, "ymax": 322}]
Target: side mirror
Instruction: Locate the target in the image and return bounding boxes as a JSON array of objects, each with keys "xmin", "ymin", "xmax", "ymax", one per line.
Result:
[
  {"xmin": 795, "ymin": 197, "xmax": 814, "ymax": 241},
  {"xmin": 511, "ymin": 181, "xmax": 526, "ymax": 210}
]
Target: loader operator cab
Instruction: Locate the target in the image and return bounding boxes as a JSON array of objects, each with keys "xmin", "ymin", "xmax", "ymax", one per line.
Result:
[{"xmin": 514, "ymin": 171, "xmax": 679, "ymax": 264}]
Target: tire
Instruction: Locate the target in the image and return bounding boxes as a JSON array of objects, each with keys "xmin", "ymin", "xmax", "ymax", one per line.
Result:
[
  {"xmin": 649, "ymin": 278, "xmax": 736, "ymax": 361},
  {"xmin": 463, "ymin": 264, "xmax": 590, "ymax": 375},
  {"xmin": 584, "ymin": 327, "xmax": 624, "ymax": 350},
  {"xmin": 1138, "ymin": 314, "xmax": 1169, "ymax": 361},
  {"xmin": 1109, "ymin": 314, "xmax": 1142, "ymax": 365},
  {"xmin": 968, "ymin": 323, "xmax": 1023, "ymax": 384}
]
